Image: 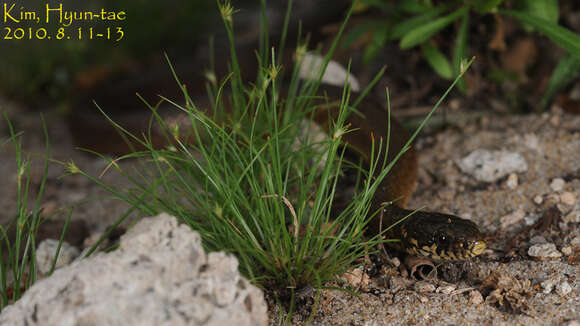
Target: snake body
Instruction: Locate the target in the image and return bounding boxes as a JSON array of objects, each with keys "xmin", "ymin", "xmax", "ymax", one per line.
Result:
[{"xmin": 317, "ymin": 87, "xmax": 486, "ymax": 261}]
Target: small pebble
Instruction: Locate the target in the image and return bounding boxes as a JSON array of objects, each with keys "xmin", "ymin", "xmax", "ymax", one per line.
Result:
[
  {"xmin": 500, "ymin": 209, "xmax": 525, "ymax": 229},
  {"xmin": 533, "ymin": 195, "xmax": 543, "ymax": 205},
  {"xmin": 36, "ymin": 239, "xmax": 80, "ymax": 275},
  {"xmin": 557, "ymin": 281, "xmax": 572, "ymax": 296},
  {"xmin": 469, "ymin": 290, "xmax": 484, "ymax": 304},
  {"xmin": 562, "ymin": 320, "xmax": 580, "ymax": 326},
  {"xmin": 390, "ymin": 257, "xmax": 401, "ymax": 268},
  {"xmin": 528, "ymin": 243, "xmax": 562, "ymax": 258},
  {"xmin": 550, "ymin": 178, "xmax": 565, "ymax": 192},
  {"xmin": 560, "ymin": 192, "xmax": 576, "ymax": 206},
  {"xmin": 550, "ymin": 114, "xmax": 560, "ymax": 126},
  {"xmin": 571, "ymin": 237, "xmax": 580, "ymax": 246},
  {"xmin": 457, "ymin": 150, "xmax": 528, "ymax": 183},
  {"xmin": 561, "ymin": 246, "xmax": 573, "ymax": 256},
  {"xmin": 524, "ymin": 213, "xmax": 540, "ymax": 226},
  {"xmin": 563, "ymin": 209, "xmax": 580, "ymax": 223},
  {"xmin": 340, "ymin": 268, "xmax": 370, "ymax": 288},
  {"xmin": 523, "ymin": 134, "xmax": 540, "ymax": 151},
  {"xmin": 436, "ymin": 285, "xmax": 456, "ymax": 295},
  {"xmin": 506, "ymin": 173, "xmax": 518, "ymax": 189},
  {"xmin": 541, "ymin": 279, "xmax": 556, "ymax": 294},
  {"xmin": 557, "ymin": 203, "xmax": 572, "ymax": 215},
  {"xmin": 419, "ymin": 296, "xmax": 429, "ymax": 303},
  {"xmin": 389, "ymin": 276, "xmax": 412, "ymax": 292},
  {"xmin": 414, "ymin": 281, "xmax": 436, "ymax": 293}
]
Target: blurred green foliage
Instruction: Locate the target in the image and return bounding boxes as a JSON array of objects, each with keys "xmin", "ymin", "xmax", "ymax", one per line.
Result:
[{"xmin": 345, "ymin": 0, "xmax": 580, "ymax": 106}]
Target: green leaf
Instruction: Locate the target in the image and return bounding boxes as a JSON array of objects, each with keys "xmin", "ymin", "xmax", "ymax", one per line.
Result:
[
  {"xmin": 341, "ymin": 21, "xmax": 385, "ymax": 50},
  {"xmin": 473, "ymin": 0, "xmax": 503, "ymax": 13},
  {"xmin": 400, "ymin": 6, "xmax": 468, "ymax": 49},
  {"xmin": 522, "ymin": 0, "xmax": 558, "ymax": 23},
  {"xmin": 453, "ymin": 10, "xmax": 469, "ymax": 91},
  {"xmin": 422, "ymin": 42, "xmax": 453, "ymax": 79},
  {"xmin": 391, "ymin": 5, "xmax": 450, "ymax": 40},
  {"xmin": 358, "ymin": 0, "xmax": 393, "ymax": 12},
  {"xmin": 540, "ymin": 54, "xmax": 580, "ymax": 108},
  {"xmin": 399, "ymin": 0, "xmax": 433, "ymax": 14},
  {"xmin": 500, "ymin": 10, "xmax": 580, "ymax": 60},
  {"xmin": 363, "ymin": 29, "xmax": 389, "ymax": 64}
]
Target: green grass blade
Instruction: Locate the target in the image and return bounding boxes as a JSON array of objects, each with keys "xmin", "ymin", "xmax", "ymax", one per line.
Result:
[
  {"xmin": 422, "ymin": 42, "xmax": 453, "ymax": 80},
  {"xmin": 500, "ymin": 9, "xmax": 580, "ymax": 59},
  {"xmin": 453, "ymin": 9, "xmax": 469, "ymax": 91},
  {"xmin": 400, "ymin": 6, "xmax": 468, "ymax": 49},
  {"xmin": 390, "ymin": 5, "xmax": 450, "ymax": 40},
  {"xmin": 540, "ymin": 54, "xmax": 580, "ymax": 109}
]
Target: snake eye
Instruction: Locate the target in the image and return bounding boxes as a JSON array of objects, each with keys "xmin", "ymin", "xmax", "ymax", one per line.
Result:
[{"xmin": 438, "ymin": 234, "xmax": 449, "ymax": 246}]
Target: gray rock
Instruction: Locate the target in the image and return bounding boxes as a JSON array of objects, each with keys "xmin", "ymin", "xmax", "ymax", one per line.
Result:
[
  {"xmin": 0, "ymin": 213, "xmax": 267, "ymax": 326},
  {"xmin": 35, "ymin": 239, "xmax": 80, "ymax": 275},
  {"xmin": 457, "ymin": 149, "xmax": 528, "ymax": 183}
]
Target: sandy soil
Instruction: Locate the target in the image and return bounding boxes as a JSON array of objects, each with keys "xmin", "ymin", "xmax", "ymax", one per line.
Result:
[{"xmin": 1, "ymin": 97, "xmax": 578, "ymax": 325}]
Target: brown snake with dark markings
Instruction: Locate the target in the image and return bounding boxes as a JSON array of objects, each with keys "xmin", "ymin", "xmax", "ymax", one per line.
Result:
[{"xmin": 316, "ymin": 86, "xmax": 487, "ymax": 261}]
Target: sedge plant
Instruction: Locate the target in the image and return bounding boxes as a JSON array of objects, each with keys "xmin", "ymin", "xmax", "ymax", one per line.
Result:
[{"xmin": 0, "ymin": 110, "xmax": 71, "ymax": 311}]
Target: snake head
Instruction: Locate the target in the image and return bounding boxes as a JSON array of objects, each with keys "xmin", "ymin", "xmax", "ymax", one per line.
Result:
[{"xmin": 401, "ymin": 211, "xmax": 486, "ymax": 261}]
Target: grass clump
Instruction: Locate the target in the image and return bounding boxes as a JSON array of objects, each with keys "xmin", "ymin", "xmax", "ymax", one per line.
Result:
[
  {"xmin": 72, "ymin": 1, "xmax": 472, "ymax": 318},
  {"xmin": 72, "ymin": 2, "xmax": 386, "ymax": 295},
  {"xmin": 0, "ymin": 110, "xmax": 70, "ymax": 311}
]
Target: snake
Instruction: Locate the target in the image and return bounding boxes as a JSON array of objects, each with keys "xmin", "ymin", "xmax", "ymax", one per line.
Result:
[{"xmin": 315, "ymin": 87, "xmax": 487, "ymax": 261}]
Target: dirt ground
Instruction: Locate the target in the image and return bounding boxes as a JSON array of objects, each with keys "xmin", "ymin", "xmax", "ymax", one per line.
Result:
[
  {"xmin": 271, "ymin": 107, "xmax": 580, "ymax": 325},
  {"xmin": 0, "ymin": 96, "xmax": 578, "ymax": 325}
]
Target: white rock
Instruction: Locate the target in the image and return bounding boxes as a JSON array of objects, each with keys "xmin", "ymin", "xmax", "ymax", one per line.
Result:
[
  {"xmin": 562, "ymin": 320, "xmax": 580, "ymax": 326},
  {"xmin": 561, "ymin": 246, "xmax": 573, "ymax": 256},
  {"xmin": 469, "ymin": 290, "xmax": 484, "ymax": 305},
  {"xmin": 414, "ymin": 281, "xmax": 436, "ymax": 293},
  {"xmin": 298, "ymin": 52, "xmax": 360, "ymax": 91},
  {"xmin": 436, "ymin": 285, "xmax": 456, "ymax": 295},
  {"xmin": 457, "ymin": 150, "xmax": 528, "ymax": 183},
  {"xmin": 522, "ymin": 134, "xmax": 540, "ymax": 151},
  {"xmin": 528, "ymin": 243, "xmax": 562, "ymax": 258},
  {"xmin": 0, "ymin": 213, "xmax": 267, "ymax": 326},
  {"xmin": 557, "ymin": 281, "xmax": 572, "ymax": 296},
  {"xmin": 541, "ymin": 279, "xmax": 556, "ymax": 294},
  {"xmin": 563, "ymin": 206, "xmax": 580, "ymax": 223},
  {"xmin": 533, "ymin": 195, "xmax": 543, "ymax": 205},
  {"xmin": 560, "ymin": 192, "xmax": 576, "ymax": 206},
  {"xmin": 506, "ymin": 173, "xmax": 518, "ymax": 189},
  {"xmin": 550, "ymin": 178, "xmax": 565, "ymax": 192},
  {"xmin": 524, "ymin": 212, "xmax": 540, "ymax": 226}
]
